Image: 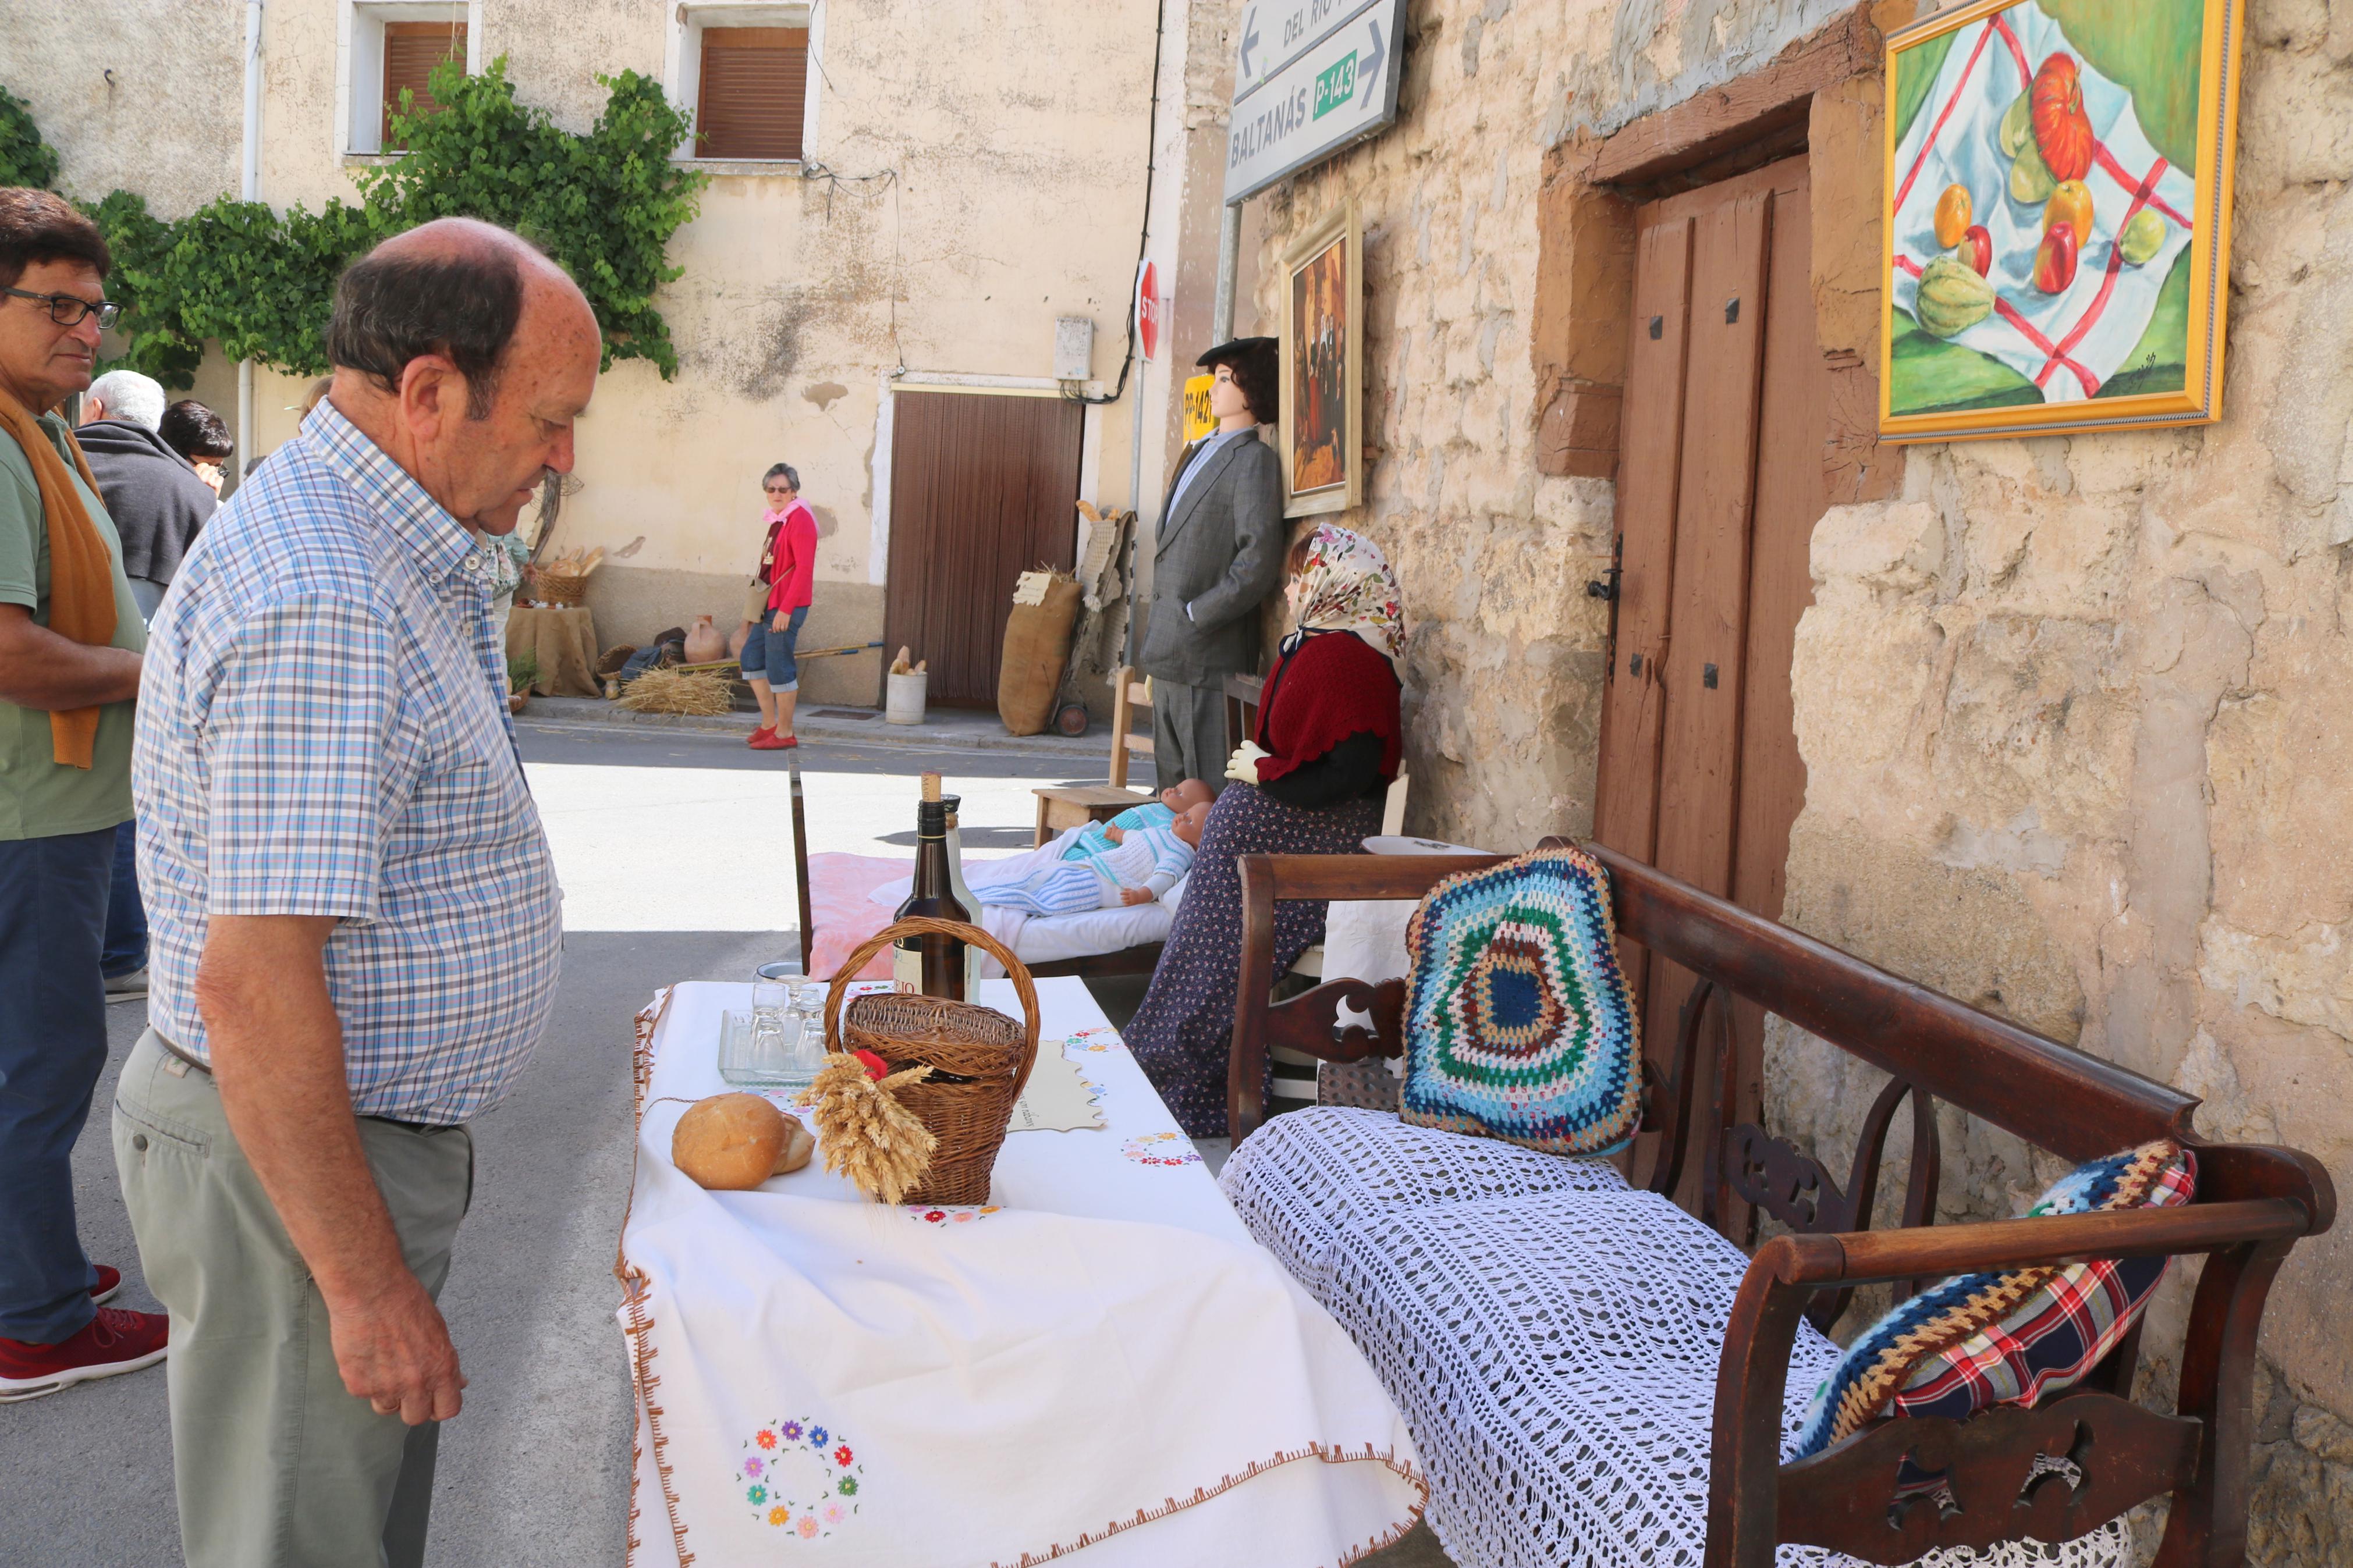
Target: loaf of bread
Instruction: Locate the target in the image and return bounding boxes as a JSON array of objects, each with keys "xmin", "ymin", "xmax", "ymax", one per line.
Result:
[{"xmin": 672, "ymin": 1093, "xmax": 815, "ymax": 1190}]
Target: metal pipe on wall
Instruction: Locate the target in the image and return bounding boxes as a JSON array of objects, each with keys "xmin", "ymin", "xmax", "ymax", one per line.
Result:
[
  {"xmin": 235, "ymin": 1, "xmax": 264, "ymax": 494},
  {"xmin": 1212, "ymin": 201, "xmax": 1240, "ymax": 344}
]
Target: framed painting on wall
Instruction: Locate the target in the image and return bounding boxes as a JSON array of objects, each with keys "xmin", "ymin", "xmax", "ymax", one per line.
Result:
[
  {"xmin": 1880, "ymin": 0, "xmax": 2246, "ymax": 442},
  {"xmin": 1280, "ymin": 200, "xmax": 1362, "ymax": 517}
]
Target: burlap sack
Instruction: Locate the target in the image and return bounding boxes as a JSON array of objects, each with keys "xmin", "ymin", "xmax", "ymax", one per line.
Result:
[{"xmin": 996, "ymin": 575, "xmax": 1084, "ymax": 735}]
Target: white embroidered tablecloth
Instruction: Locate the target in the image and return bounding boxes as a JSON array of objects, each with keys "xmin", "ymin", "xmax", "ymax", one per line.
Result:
[{"xmin": 619, "ymin": 978, "xmax": 1425, "ymax": 1567}]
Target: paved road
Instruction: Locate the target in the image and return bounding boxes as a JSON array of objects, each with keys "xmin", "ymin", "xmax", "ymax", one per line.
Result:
[{"xmin": 0, "ymin": 723, "xmax": 1447, "ymax": 1566}]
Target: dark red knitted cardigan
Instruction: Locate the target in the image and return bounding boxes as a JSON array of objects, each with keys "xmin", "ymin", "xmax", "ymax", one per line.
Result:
[{"xmin": 1252, "ymin": 630, "xmax": 1403, "ymax": 784}]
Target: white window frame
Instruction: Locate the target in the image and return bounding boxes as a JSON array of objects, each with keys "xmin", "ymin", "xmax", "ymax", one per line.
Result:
[
  {"xmin": 664, "ymin": 0, "xmax": 823, "ymax": 169},
  {"xmin": 338, "ymin": 1, "xmax": 481, "ymax": 159}
]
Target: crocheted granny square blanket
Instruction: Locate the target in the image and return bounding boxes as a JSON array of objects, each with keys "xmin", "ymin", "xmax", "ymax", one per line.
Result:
[{"xmin": 1397, "ymin": 844, "xmax": 1642, "ymax": 1157}]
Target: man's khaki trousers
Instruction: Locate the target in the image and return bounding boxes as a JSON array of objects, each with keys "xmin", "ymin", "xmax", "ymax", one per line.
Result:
[{"xmin": 112, "ymin": 1030, "xmax": 473, "ymax": 1568}]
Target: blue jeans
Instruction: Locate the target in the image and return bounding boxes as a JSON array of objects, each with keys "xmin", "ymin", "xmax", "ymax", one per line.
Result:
[
  {"xmin": 0, "ymin": 826, "xmax": 113, "ymax": 1343},
  {"xmin": 740, "ymin": 605, "xmax": 810, "ymax": 691},
  {"xmin": 102, "ymin": 819, "xmax": 147, "ymax": 979}
]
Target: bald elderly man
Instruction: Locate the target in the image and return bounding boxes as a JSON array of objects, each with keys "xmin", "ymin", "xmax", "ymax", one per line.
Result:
[{"xmin": 118, "ymin": 219, "xmax": 596, "ymax": 1567}]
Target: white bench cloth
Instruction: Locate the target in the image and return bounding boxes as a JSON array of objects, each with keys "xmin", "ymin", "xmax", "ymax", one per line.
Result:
[
  {"xmin": 620, "ymin": 980, "xmax": 1425, "ymax": 1567},
  {"xmin": 1220, "ymin": 1107, "xmax": 1630, "ymax": 1289},
  {"xmin": 1223, "ymin": 1109, "xmax": 2130, "ymax": 1568}
]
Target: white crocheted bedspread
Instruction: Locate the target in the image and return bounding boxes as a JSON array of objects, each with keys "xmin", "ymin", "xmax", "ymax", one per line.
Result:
[{"xmin": 1221, "ymin": 1108, "xmax": 2131, "ymax": 1568}]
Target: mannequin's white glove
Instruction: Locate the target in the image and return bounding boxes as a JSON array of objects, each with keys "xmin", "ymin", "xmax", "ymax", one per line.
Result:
[{"xmin": 1225, "ymin": 740, "xmax": 1270, "ymax": 784}]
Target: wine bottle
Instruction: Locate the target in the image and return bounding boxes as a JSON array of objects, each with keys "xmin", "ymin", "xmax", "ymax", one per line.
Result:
[
  {"xmin": 892, "ymin": 776, "xmax": 969, "ymax": 998},
  {"xmin": 939, "ymin": 794, "xmax": 986, "ymax": 997}
]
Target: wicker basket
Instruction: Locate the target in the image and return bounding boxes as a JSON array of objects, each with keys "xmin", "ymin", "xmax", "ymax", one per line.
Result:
[
  {"xmin": 524, "ymin": 563, "xmax": 589, "ymax": 607},
  {"xmin": 822, "ymin": 918, "xmax": 1041, "ymax": 1206}
]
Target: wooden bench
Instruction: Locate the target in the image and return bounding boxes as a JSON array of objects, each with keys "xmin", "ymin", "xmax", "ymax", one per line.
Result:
[{"xmin": 1220, "ymin": 840, "xmax": 2333, "ymax": 1568}]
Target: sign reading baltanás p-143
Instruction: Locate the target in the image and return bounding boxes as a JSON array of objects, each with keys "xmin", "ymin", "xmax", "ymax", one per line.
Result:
[{"xmin": 1223, "ymin": 0, "xmax": 1405, "ymax": 204}]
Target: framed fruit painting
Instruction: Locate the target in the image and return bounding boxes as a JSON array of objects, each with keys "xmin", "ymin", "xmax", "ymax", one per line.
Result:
[{"xmin": 1879, "ymin": 0, "xmax": 2246, "ymax": 441}]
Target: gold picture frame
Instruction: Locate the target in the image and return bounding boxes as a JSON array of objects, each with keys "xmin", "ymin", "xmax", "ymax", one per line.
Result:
[
  {"xmin": 1879, "ymin": 0, "xmax": 2245, "ymax": 442},
  {"xmin": 1280, "ymin": 198, "xmax": 1362, "ymax": 517}
]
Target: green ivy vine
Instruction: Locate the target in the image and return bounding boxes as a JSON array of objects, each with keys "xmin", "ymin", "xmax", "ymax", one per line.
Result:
[{"xmin": 0, "ymin": 59, "xmax": 706, "ymax": 389}]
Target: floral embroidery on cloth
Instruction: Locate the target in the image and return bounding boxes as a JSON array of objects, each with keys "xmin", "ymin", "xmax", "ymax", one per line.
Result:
[
  {"xmin": 1122, "ymin": 1132, "xmax": 1202, "ymax": 1167},
  {"xmin": 1280, "ymin": 522, "xmax": 1407, "ymax": 674},
  {"xmin": 906, "ymin": 1204, "xmax": 1004, "ymax": 1226},
  {"xmin": 737, "ymin": 1416, "xmax": 864, "ymax": 1539},
  {"xmin": 1062, "ymin": 1027, "xmax": 1125, "ymax": 1054}
]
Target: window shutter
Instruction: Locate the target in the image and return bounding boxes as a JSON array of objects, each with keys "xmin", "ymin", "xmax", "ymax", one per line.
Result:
[
  {"xmin": 696, "ymin": 27, "xmax": 808, "ymax": 161},
  {"xmin": 384, "ymin": 22, "xmax": 468, "ymax": 148}
]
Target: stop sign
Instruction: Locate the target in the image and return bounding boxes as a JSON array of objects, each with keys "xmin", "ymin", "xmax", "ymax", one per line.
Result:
[{"xmin": 1135, "ymin": 261, "xmax": 1162, "ymax": 361}]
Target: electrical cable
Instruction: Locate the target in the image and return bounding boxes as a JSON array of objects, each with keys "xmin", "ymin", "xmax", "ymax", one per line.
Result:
[{"xmin": 1066, "ymin": 0, "xmax": 1168, "ymax": 407}]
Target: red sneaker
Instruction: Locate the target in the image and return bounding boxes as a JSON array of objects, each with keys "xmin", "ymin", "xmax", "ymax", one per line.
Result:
[
  {"xmin": 746, "ymin": 726, "xmax": 775, "ymax": 748},
  {"xmin": 748, "ymin": 730, "xmax": 795, "ymax": 751},
  {"xmin": 0, "ymin": 1307, "xmax": 169, "ymax": 1403},
  {"xmin": 90, "ymin": 1264, "xmax": 122, "ymax": 1305}
]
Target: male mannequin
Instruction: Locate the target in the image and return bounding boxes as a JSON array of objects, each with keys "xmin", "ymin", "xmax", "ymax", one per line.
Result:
[{"xmin": 1137, "ymin": 337, "xmax": 1284, "ymax": 794}]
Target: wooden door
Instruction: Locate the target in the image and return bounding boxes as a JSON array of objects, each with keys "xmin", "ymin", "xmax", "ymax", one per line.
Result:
[
  {"xmin": 1592, "ymin": 156, "xmax": 1827, "ymax": 1228},
  {"xmin": 883, "ymin": 391, "xmax": 1085, "ymax": 707}
]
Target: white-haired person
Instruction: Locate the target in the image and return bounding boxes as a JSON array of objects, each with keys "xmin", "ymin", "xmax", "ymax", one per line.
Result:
[{"xmin": 741, "ymin": 460, "xmax": 817, "ymax": 750}]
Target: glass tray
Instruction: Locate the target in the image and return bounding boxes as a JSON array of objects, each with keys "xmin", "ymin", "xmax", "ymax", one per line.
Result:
[{"xmin": 716, "ymin": 1008, "xmax": 822, "ymax": 1091}]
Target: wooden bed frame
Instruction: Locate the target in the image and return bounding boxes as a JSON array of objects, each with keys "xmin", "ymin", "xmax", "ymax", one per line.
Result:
[{"xmin": 1229, "ymin": 839, "xmax": 2335, "ymax": 1568}]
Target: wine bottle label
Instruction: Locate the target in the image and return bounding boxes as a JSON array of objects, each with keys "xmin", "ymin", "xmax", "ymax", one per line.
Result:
[{"xmin": 892, "ymin": 943, "xmax": 922, "ymax": 994}]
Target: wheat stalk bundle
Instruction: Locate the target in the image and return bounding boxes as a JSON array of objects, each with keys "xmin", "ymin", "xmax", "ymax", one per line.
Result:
[
  {"xmin": 810, "ymin": 1054, "xmax": 937, "ymax": 1203},
  {"xmin": 616, "ymin": 667, "xmax": 734, "ymax": 716}
]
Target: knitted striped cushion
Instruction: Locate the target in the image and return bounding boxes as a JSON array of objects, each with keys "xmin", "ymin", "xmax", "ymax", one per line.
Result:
[
  {"xmin": 1794, "ymin": 1139, "xmax": 2198, "ymax": 1459},
  {"xmin": 1397, "ymin": 845, "xmax": 1642, "ymax": 1157}
]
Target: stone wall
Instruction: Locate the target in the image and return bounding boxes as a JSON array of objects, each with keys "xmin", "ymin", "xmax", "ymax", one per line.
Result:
[
  {"xmin": 1764, "ymin": 5, "xmax": 2353, "ymax": 1558},
  {"xmin": 1244, "ymin": 0, "xmax": 2352, "ymax": 1558},
  {"xmin": 1242, "ymin": 0, "xmax": 1879, "ymax": 850}
]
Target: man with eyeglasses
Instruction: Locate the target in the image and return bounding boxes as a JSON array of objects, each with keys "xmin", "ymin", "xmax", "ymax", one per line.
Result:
[{"xmin": 0, "ymin": 188, "xmax": 170, "ymax": 1403}]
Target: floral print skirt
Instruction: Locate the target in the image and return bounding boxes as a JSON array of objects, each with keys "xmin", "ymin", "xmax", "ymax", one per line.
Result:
[{"xmin": 1126, "ymin": 783, "xmax": 1383, "ymax": 1139}]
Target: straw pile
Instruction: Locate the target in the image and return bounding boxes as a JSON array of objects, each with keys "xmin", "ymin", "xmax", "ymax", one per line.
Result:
[{"xmin": 616, "ymin": 667, "xmax": 734, "ymax": 716}]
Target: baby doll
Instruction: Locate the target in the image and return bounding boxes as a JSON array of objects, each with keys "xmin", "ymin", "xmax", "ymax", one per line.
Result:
[
  {"xmin": 985, "ymin": 802, "xmax": 1209, "ymax": 917},
  {"xmin": 1060, "ymin": 777, "xmax": 1213, "ymax": 873}
]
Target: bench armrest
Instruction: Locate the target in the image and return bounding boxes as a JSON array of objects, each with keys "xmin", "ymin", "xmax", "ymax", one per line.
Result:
[
  {"xmin": 1702, "ymin": 1196, "xmax": 2318, "ymax": 1568},
  {"xmin": 1756, "ymin": 1197, "xmax": 2313, "ymax": 1289}
]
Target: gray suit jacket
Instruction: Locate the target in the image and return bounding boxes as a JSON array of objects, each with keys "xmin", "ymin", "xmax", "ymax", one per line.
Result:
[{"xmin": 1137, "ymin": 428, "xmax": 1285, "ymax": 688}]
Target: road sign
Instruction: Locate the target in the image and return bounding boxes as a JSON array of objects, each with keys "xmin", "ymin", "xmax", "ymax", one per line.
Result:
[
  {"xmin": 1223, "ymin": 0, "xmax": 1403, "ymax": 204},
  {"xmin": 1182, "ymin": 374, "xmax": 1215, "ymax": 442},
  {"xmin": 1135, "ymin": 260, "xmax": 1162, "ymax": 361}
]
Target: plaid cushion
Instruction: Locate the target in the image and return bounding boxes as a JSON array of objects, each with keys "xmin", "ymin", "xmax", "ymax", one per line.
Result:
[{"xmin": 1795, "ymin": 1139, "xmax": 2196, "ymax": 1458}]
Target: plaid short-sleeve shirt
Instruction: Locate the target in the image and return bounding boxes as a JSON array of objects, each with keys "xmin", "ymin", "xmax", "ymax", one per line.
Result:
[{"xmin": 134, "ymin": 403, "xmax": 562, "ymax": 1123}]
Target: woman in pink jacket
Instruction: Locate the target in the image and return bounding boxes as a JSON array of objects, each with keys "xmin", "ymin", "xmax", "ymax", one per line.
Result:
[{"xmin": 743, "ymin": 462, "xmax": 818, "ymax": 749}]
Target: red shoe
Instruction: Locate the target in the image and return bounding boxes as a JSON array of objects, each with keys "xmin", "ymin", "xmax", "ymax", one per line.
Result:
[
  {"xmin": 748, "ymin": 730, "xmax": 795, "ymax": 751},
  {"xmin": 747, "ymin": 726, "xmax": 775, "ymax": 748},
  {"xmin": 0, "ymin": 1307, "xmax": 169, "ymax": 1403},
  {"xmin": 90, "ymin": 1265, "xmax": 122, "ymax": 1305}
]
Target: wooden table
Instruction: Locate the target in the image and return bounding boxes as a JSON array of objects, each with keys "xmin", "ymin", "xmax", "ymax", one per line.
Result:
[
  {"xmin": 617, "ymin": 976, "xmax": 1422, "ymax": 1567},
  {"xmin": 1031, "ymin": 782, "xmax": 1153, "ymax": 846}
]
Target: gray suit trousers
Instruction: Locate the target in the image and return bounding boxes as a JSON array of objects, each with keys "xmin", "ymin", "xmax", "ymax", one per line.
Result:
[{"xmin": 1153, "ymin": 680, "xmax": 1231, "ymax": 798}]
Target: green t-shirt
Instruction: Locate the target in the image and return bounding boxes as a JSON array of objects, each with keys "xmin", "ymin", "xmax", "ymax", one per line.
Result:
[{"xmin": 0, "ymin": 411, "xmax": 146, "ymax": 840}]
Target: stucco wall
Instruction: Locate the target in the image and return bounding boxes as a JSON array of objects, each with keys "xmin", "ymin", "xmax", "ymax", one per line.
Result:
[
  {"xmin": 0, "ymin": 1, "xmax": 243, "ymax": 219},
  {"xmin": 23, "ymin": 0, "xmax": 1163, "ymax": 709}
]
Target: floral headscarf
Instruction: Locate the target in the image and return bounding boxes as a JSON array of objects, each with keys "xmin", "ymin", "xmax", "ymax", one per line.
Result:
[{"xmin": 1281, "ymin": 523, "xmax": 1407, "ymax": 674}]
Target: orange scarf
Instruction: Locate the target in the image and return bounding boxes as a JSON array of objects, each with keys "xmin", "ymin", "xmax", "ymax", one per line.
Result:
[{"xmin": 0, "ymin": 389, "xmax": 117, "ymax": 768}]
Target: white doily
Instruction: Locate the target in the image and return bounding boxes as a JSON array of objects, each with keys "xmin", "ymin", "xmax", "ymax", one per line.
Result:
[{"xmin": 1225, "ymin": 1112, "xmax": 2129, "ymax": 1568}]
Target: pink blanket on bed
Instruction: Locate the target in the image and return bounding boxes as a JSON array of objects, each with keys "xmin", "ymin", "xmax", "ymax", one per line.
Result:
[{"xmin": 806, "ymin": 852, "xmax": 914, "ymax": 980}]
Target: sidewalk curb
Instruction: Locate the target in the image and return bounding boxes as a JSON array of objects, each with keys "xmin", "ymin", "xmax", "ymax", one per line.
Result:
[{"xmin": 514, "ymin": 698, "xmax": 1115, "ymax": 760}]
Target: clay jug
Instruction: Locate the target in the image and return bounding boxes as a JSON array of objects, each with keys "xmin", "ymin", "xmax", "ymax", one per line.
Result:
[{"xmin": 684, "ymin": 614, "xmax": 726, "ymax": 664}]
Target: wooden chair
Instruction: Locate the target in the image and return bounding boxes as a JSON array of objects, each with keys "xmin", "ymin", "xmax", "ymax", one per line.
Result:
[
  {"xmin": 1031, "ymin": 664, "xmax": 1156, "ymax": 847},
  {"xmin": 1226, "ymin": 840, "xmax": 2334, "ymax": 1568}
]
